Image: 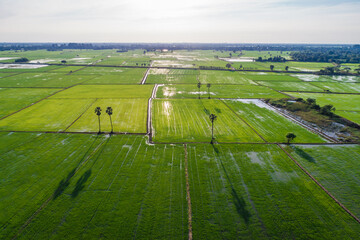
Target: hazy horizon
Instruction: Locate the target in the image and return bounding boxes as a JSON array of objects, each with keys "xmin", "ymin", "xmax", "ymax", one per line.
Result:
[{"xmin": 1, "ymin": 0, "xmax": 359, "ymax": 44}]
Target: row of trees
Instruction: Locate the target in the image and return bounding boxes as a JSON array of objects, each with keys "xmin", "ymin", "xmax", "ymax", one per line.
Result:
[{"xmin": 94, "ymin": 107, "xmax": 113, "ymax": 134}]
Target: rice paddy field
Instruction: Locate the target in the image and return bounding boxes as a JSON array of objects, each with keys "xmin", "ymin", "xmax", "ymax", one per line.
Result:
[{"xmin": 1, "ymin": 49, "xmax": 360, "ymax": 239}]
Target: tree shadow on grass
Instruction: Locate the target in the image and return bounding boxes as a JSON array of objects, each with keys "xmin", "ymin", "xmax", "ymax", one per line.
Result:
[
  {"xmin": 292, "ymin": 146, "xmax": 316, "ymax": 163},
  {"xmin": 212, "ymin": 144, "xmax": 251, "ymax": 224},
  {"xmin": 71, "ymin": 169, "xmax": 92, "ymax": 198},
  {"xmin": 53, "ymin": 168, "xmax": 76, "ymax": 199}
]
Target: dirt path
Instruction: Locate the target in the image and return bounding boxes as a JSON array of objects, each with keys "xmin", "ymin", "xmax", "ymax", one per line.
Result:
[
  {"xmin": 278, "ymin": 144, "xmax": 360, "ymax": 225},
  {"xmin": 141, "ymin": 61, "xmax": 153, "ymax": 85},
  {"xmin": 184, "ymin": 144, "xmax": 193, "ymax": 240},
  {"xmin": 147, "ymin": 84, "xmax": 159, "ymax": 142}
]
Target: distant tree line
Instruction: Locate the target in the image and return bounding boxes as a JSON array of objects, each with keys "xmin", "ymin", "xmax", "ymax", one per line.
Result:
[
  {"xmin": 290, "ymin": 48, "xmax": 360, "ymax": 63},
  {"xmin": 256, "ymin": 56, "xmax": 287, "ymax": 62}
]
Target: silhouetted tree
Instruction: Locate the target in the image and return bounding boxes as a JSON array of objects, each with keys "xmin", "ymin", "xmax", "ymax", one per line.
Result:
[
  {"xmin": 106, "ymin": 107, "xmax": 113, "ymax": 133},
  {"xmin": 197, "ymin": 82, "xmax": 201, "ymax": 99},
  {"xmin": 207, "ymin": 83, "xmax": 211, "ymax": 99},
  {"xmin": 285, "ymin": 66, "xmax": 289, "ymax": 71},
  {"xmin": 95, "ymin": 107, "xmax": 102, "ymax": 134},
  {"xmin": 286, "ymin": 132, "xmax": 296, "ymax": 144},
  {"xmin": 226, "ymin": 63, "xmax": 232, "ymax": 69},
  {"xmin": 270, "ymin": 65, "xmax": 275, "ymax": 71},
  {"xmin": 209, "ymin": 114, "xmax": 217, "ymax": 143},
  {"xmin": 61, "ymin": 60, "xmax": 67, "ymax": 64}
]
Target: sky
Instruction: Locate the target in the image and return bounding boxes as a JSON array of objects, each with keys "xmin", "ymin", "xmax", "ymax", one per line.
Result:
[{"xmin": 0, "ymin": 0, "xmax": 359, "ymax": 43}]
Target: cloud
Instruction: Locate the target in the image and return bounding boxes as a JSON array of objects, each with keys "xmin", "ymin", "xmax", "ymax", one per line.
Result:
[{"xmin": 0, "ymin": 0, "xmax": 359, "ymax": 43}]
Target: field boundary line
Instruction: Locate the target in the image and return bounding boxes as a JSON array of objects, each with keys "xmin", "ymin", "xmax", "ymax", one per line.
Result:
[
  {"xmin": 12, "ymin": 137, "xmax": 110, "ymax": 240},
  {"xmin": 140, "ymin": 60, "xmax": 152, "ymax": 84},
  {"xmin": 254, "ymin": 80, "xmax": 295, "ymax": 98},
  {"xmin": 278, "ymin": 144, "xmax": 360, "ymax": 225},
  {"xmin": 147, "ymin": 84, "xmax": 159, "ymax": 142},
  {"xmin": 0, "ymin": 130, "xmax": 147, "ymax": 135},
  {"xmin": 284, "ymin": 90, "xmax": 360, "ymax": 95},
  {"xmin": 221, "ymin": 100, "xmax": 268, "ymax": 142},
  {"xmin": 184, "ymin": 144, "xmax": 193, "ymax": 240},
  {"xmin": 0, "ymin": 87, "xmax": 69, "ymax": 121},
  {"xmin": 64, "ymin": 98, "xmax": 98, "ymax": 132}
]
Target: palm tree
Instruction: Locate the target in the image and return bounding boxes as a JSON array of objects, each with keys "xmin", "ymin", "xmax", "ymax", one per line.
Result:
[
  {"xmin": 286, "ymin": 132, "xmax": 296, "ymax": 144},
  {"xmin": 206, "ymin": 83, "xmax": 211, "ymax": 99},
  {"xmin": 106, "ymin": 107, "xmax": 113, "ymax": 134},
  {"xmin": 197, "ymin": 82, "xmax": 201, "ymax": 99},
  {"xmin": 270, "ymin": 65, "xmax": 275, "ymax": 71},
  {"xmin": 209, "ymin": 114, "xmax": 217, "ymax": 143},
  {"xmin": 95, "ymin": 107, "xmax": 102, "ymax": 134}
]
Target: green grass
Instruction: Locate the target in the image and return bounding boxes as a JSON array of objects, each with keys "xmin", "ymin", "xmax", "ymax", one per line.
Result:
[
  {"xmin": 257, "ymin": 81, "xmax": 324, "ymax": 92},
  {"xmin": 147, "ymin": 74, "xmax": 198, "ymax": 84},
  {"xmin": 67, "ymin": 98, "xmax": 148, "ymax": 133},
  {"xmin": 336, "ymin": 110, "xmax": 360, "ymax": 124},
  {"xmin": 0, "ymin": 133, "xmax": 107, "ymax": 239},
  {"xmin": 188, "ymin": 143, "xmax": 360, "ymax": 239},
  {"xmin": 225, "ymin": 100, "xmax": 326, "ymax": 143},
  {"xmin": 284, "ymin": 92, "xmax": 360, "ymax": 111},
  {"xmin": 0, "ymin": 65, "xmax": 65, "ymax": 73},
  {"xmin": 48, "ymin": 66, "xmax": 86, "ymax": 73},
  {"xmin": 245, "ymin": 74, "xmax": 302, "ymax": 82},
  {"xmin": 16, "ymin": 135, "xmax": 188, "ymax": 239},
  {"xmin": 82, "ymin": 69, "xmax": 146, "ymax": 84},
  {"xmin": 156, "ymin": 84, "xmax": 286, "ymax": 99},
  {"xmin": 284, "ymin": 144, "xmax": 360, "ymax": 218},
  {"xmin": 310, "ymin": 82, "xmax": 360, "ymax": 93},
  {"xmin": 51, "ymin": 85, "xmax": 154, "ymax": 99},
  {"xmin": 0, "ymin": 88, "xmax": 60, "ymax": 118},
  {"xmin": 152, "ymin": 99, "xmax": 263, "ymax": 143},
  {"xmin": 293, "ymin": 74, "xmax": 360, "ymax": 83},
  {"xmin": 0, "ymin": 99, "xmax": 94, "ymax": 131},
  {"xmin": 0, "ymin": 73, "xmax": 96, "ymax": 87},
  {"xmin": 74, "ymin": 67, "xmax": 138, "ymax": 75},
  {"xmin": 199, "ymin": 70, "xmax": 255, "ymax": 84}
]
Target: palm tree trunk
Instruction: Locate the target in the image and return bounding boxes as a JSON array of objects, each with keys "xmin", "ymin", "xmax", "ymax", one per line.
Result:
[
  {"xmin": 98, "ymin": 115, "xmax": 101, "ymax": 133},
  {"xmin": 110, "ymin": 115, "xmax": 113, "ymax": 133},
  {"xmin": 211, "ymin": 120, "xmax": 214, "ymax": 139},
  {"xmin": 208, "ymin": 87, "xmax": 210, "ymax": 99}
]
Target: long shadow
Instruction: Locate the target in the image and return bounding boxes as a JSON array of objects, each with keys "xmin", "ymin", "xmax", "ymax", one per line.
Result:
[
  {"xmin": 71, "ymin": 169, "xmax": 92, "ymax": 198},
  {"xmin": 53, "ymin": 168, "xmax": 76, "ymax": 199},
  {"xmin": 52, "ymin": 135, "xmax": 109, "ymax": 200},
  {"xmin": 292, "ymin": 146, "xmax": 316, "ymax": 163},
  {"xmin": 212, "ymin": 144, "xmax": 251, "ymax": 224}
]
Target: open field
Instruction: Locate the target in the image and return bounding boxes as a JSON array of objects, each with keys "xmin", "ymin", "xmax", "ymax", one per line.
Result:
[
  {"xmin": 0, "ymin": 88, "xmax": 59, "ymax": 118},
  {"xmin": 67, "ymin": 98, "xmax": 148, "ymax": 133},
  {"xmin": 152, "ymin": 99, "xmax": 263, "ymax": 143},
  {"xmin": 284, "ymin": 92, "xmax": 360, "ymax": 111},
  {"xmin": 0, "ymin": 99, "xmax": 94, "ymax": 131},
  {"xmin": 199, "ymin": 70, "xmax": 255, "ymax": 84},
  {"xmin": 284, "ymin": 144, "xmax": 360, "ymax": 218},
  {"xmin": 51, "ymin": 85, "xmax": 154, "ymax": 99},
  {"xmin": 12, "ymin": 134, "xmax": 188, "ymax": 239},
  {"xmin": 0, "ymin": 73, "xmax": 96, "ymax": 87},
  {"xmin": 257, "ymin": 81, "xmax": 324, "ymax": 92},
  {"xmin": 1, "ymin": 49, "xmax": 360, "ymax": 239},
  {"xmin": 156, "ymin": 84, "xmax": 286, "ymax": 99},
  {"xmin": 188, "ymin": 144, "xmax": 360, "ymax": 239},
  {"xmin": 225, "ymin": 100, "xmax": 326, "ymax": 143}
]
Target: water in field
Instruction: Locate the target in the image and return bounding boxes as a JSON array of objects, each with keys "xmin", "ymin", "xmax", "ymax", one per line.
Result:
[{"xmin": 0, "ymin": 64, "xmax": 48, "ymax": 69}]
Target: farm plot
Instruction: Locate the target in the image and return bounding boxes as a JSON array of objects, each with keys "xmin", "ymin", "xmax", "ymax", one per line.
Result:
[
  {"xmin": 156, "ymin": 84, "xmax": 286, "ymax": 99},
  {"xmin": 0, "ymin": 88, "xmax": 60, "ymax": 118},
  {"xmin": 294, "ymin": 74, "xmax": 360, "ymax": 83},
  {"xmin": 147, "ymin": 74, "xmax": 198, "ymax": 84},
  {"xmin": 152, "ymin": 99, "xmax": 263, "ymax": 143},
  {"xmin": 284, "ymin": 92, "xmax": 360, "ymax": 111},
  {"xmin": 48, "ymin": 66, "xmax": 86, "ymax": 73},
  {"xmin": 17, "ymin": 135, "xmax": 188, "ymax": 240},
  {"xmin": 310, "ymin": 82, "xmax": 360, "ymax": 93},
  {"xmin": 74, "ymin": 67, "xmax": 136, "ymax": 75},
  {"xmin": 0, "ymin": 65, "xmax": 63, "ymax": 73},
  {"xmin": 67, "ymin": 98, "xmax": 148, "ymax": 133},
  {"xmin": 51, "ymin": 85, "xmax": 154, "ymax": 99},
  {"xmin": 187, "ymin": 144, "xmax": 360, "ymax": 239},
  {"xmin": 284, "ymin": 144, "xmax": 360, "ymax": 218},
  {"xmin": 0, "ymin": 99, "xmax": 94, "ymax": 132},
  {"xmin": 0, "ymin": 133, "xmax": 107, "ymax": 239},
  {"xmin": 199, "ymin": 70, "xmax": 255, "ymax": 84},
  {"xmin": 245, "ymin": 74, "xmax": 301, "ymax": 82},
  {"xmin": 336, "ymin": 111, "xmax": 360, "ymax": 125},
  {"xmin": 0, "ymin": 73, "xmax": 96, "ymax": 87},
  {"xmin": 257, "ymin": 81, "xmax": 323, "ymax": 92},
  {"xmin": 82, "ymin": 69, "xmax": 146, "ymax": 84},
  {"xmin": 225, "ymin": 100, "xmax": 326, "ymax": 143}
]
